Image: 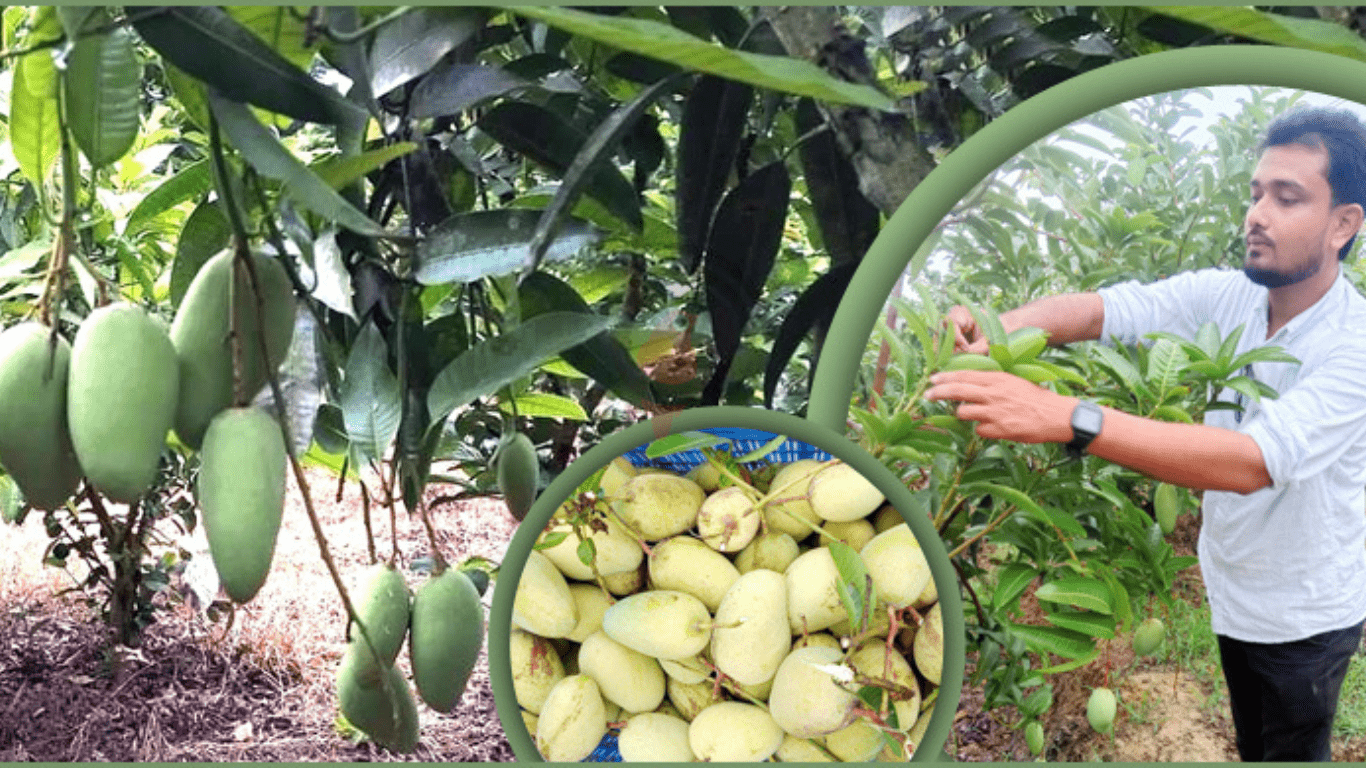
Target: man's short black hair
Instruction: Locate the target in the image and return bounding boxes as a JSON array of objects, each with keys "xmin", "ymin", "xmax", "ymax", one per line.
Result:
[{"xmin": 1259, "ymin": 106, "xmax": 1366, "ymax": 260}]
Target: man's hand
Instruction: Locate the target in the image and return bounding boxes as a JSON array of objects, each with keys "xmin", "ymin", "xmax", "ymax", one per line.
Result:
[
  {"xmin": 925, "ymin": 370, "xmax": 1075, "ymax": 443},
  {"xmin": 945, "ymin": 305, "xmax": 990, "ymax": 355}
]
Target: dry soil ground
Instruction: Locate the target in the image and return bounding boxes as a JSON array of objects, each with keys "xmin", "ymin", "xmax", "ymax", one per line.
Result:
[{"xmin": 0, "ymin": 464, "xmax": 517, "ymax": 762}]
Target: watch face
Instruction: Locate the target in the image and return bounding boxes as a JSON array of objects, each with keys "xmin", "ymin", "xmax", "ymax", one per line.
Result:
[{"xmin": 1074, "ymin": 403, "xmax": 1104, "ymax": 435}]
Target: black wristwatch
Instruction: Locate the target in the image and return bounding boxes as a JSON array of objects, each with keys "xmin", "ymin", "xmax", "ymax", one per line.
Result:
[{"xmin": 1066, "ymin": 400, "xmax": 1103, "ymax": 459}]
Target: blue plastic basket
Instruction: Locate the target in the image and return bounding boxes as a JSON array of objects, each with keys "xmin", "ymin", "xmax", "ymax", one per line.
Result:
[
  {"xmin": 620, "ymin": 427, "xmax": 831, "ymax": 473},
  {"xmin": 582, "ymin": 428, "xmax": 831, "ymax": 762}
]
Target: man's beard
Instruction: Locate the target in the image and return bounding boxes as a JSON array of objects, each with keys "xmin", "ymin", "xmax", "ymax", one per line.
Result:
[{"xmin": 1243, "ymin": 256, "xmax": 1321, "ymax": 289}]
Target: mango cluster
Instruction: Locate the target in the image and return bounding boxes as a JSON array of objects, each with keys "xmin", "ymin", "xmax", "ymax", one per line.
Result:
[
  {"xmin": 336, "ymin": 563, "xmax": 486, "ymax": 752},
  {"xmin": 511, "ymin": 453, "xmax": 945, "ymax": 762},
  {"xmin": 0, "ymin": 250, "xmax": 295, "ymax": 604}
]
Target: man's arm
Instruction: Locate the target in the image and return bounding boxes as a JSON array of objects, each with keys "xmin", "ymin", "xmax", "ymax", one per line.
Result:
[
  {"xmin": 924, "ymin": 370, "xmax": 1272, "ymax": 493},
  {"xmin": 950, "ymin": 293, "xmax": 1107, "ymax": 354}
]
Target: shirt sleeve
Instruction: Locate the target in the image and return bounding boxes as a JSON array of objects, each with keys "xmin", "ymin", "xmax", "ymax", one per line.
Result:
[
  {"xmin": 1098, "ymin": 269, "xmax": 1235, "ymax": 345},
  {"xmin": 1243, "ymin": 342, "xmax": 1366, "ymax": 487}
]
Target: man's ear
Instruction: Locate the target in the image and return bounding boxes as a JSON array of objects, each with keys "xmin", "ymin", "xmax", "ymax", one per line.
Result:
[{"xmin": 1334, "ymin": 202, "xmax": 1365, "ymax": 251}]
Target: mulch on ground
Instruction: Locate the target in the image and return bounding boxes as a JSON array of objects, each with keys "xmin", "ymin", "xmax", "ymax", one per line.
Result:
[{"xmin": 0, "ymin": 466, "xmax": 518, "ymax": 762}]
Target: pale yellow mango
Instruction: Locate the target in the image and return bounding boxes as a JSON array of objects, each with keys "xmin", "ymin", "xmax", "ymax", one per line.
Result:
[
  {"xmin": 619, "ymin": 712, "xmax": 695, "ymax": 762},
  {"xmin": 648, "ymin": 536, "xmax": 740, "ymax": 613},
  {"xmin": 667, "ymin": 677, "xmax": 724, "ymax": 722},
  {"xmin": 536, "ymin": 675, "xmax": 607, "ymax": 761},
  {"xmin": 566, "ymin": 583, "xmax": 613, "ymax": 643},
  {"xmin": 510, "ymin": 628, "xmax": 565, "ymax": 715},
  {"xmin": 785, "ymin": 548, "xmax": 848, "ymax": 634},
  {"xmin": 849, "ymin": 642, "xmax": 920, "ymax": 733},
  {"xmin": 913, "ymin": 602, "xmax": 943, "ymax": 686},
  {"xmin": 541, "ymin": 514, "xmax": 643, "ymax": 580},
  {"xmin": 861, "ymin": 526, "xmax": 931, "ymax": 609},
  {"xmin": 612, "ymin": 473, "xmax": 705, "ymax": 539},
  {"xmin": 688, "ymin": 702, "xmax": 784, "ymax": 762},
  {"xmin": 600, "ymin": 456, "xmax": 638, "ymax": 498},
  {"xmin": 736, "ymin": 530, "xmax": 800, "ymax": 574},
  {"xmin": 768, "ymin": 646, "xmax": 858, "ymax": 738},
  {"xmin": 697, "ymin": 485, "xmax": 760, "ymax": 552},
  {"xmin": 776, "ymin": 734, "xmax": 837, "ymax": 762},
  {"xmin": 711, "ymin": 569, "xmax": 790, "ymax": 687},
  {"xmin": 578, "ymin": 630, "xmax": 666, "ymax": 714},
  {"xmin": 822, "ymin": 518, "xmax": 876, "ymax": 552},
  {"xmin": 826, "ymin": 719, "xmax": 885, "ymax": 762},
  {"xmin": 809, "ymin": 462, "xmax": 884, "ymax": 522},
  {"xmin": 512, "ymin": 549, "xmax": 577, "ymax": 638},
  {"xmin": 602, "ymin": 590, "xmax": 712, "ymax": 660},
  {"xmin": 763, "ymin": 460, "xmax": 823, "ymax": 539}
]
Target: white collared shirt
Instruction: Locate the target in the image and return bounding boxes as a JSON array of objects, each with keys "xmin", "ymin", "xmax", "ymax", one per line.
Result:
[{"xmin": 1099, "ymin": 266, "xmax": 1366, "ymax": 642}]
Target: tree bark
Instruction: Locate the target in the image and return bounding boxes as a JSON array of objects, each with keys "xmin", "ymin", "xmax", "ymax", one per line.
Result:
[{"xmin": 761, "ymin": 6, "xmax": 938, "ymax": 217}]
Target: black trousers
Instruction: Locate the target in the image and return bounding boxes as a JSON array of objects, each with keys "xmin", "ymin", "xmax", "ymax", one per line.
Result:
[{"xmin": 1216, "ymin": 619, "xmax": 1365, "ymax": 761}]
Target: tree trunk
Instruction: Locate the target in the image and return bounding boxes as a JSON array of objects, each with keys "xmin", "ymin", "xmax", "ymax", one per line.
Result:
[{"xmin": 760, "ymin": 6, "xmax": 938, "ymax": 217}]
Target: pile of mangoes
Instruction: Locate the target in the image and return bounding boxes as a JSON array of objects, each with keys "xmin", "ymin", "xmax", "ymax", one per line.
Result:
[
  {"xmin": 511, "ymin": 451, "xmax": 945, "ymax": 762},
  {"xmin": 0, "ymin": 249, "xmax": 294, "ymax": 603},
  {"xmin": 336, "ymin": 563, "xmax": 486, "ymax": 752}
]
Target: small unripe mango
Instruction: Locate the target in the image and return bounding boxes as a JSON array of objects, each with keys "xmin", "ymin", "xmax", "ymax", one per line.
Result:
[
  {"xmin": 1132, "ymin": 617, "xmax": 1165, "ymax": 657},
  {"xmin": 1154, "ymin": 482, "xmax": 1179, "ymax": 534},
  {"xmin": 350, "ymin": 563, "xmax": 411, "ymax": 675},
  {"xmin": 1087, "ymin": 687, "xmax": 1117, "ymax": 733},
  {"xmin": 497, "ymin": 432, "xmax": 539, "ymax": 521}
]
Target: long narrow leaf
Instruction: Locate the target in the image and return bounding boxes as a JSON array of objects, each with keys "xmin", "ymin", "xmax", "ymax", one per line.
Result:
[
  {"xmin": 676, "ymin": 74, "xmax": 752, "ymax": 273},
  {"xmin": 1146, "ymin": 6, "xmax": 1366, "ymax": 62},
  {"xmin": 368, "ymin": 7, "xmax": 486, "ymax": 97},
  {"xmin": 417, "ymin": 209, "xmax": 602, "ymax": 285},
  {"xmin": 763, "ymin": 263, "xmax": 856, "ymax": 407},
  {"xmin": 509, "ymin": 7, "xmax": 898, "ymax": 111},
  {"xmin": 208, "ymin": 93, "xmax": 386, "ymax": 238},
  {"xmin": 529, "ymin": 75, "xmax": 679, "ymax": 269},
  {"xmin": 342, "ymin": 321, "xmax": 402, "ymax": 464},
  {"xmin": 427, "ymin": 312, "xmax": 613, "ymax": 425},
  {"xmin": 125, "ymin": 160, "xmax": 213, "ymax": 236},
  {"xmin": 133, "ymin": 6, "xmax": 364, "ymax": 126},
  {"xmin": 10, "ymin": 52, "xmax": 59, "ymax": 188}
]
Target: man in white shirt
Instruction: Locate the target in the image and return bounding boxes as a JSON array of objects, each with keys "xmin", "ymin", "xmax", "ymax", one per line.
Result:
[{"xmin": 927, "ymin": 106, "xmax": 1366, "ymax": 760}]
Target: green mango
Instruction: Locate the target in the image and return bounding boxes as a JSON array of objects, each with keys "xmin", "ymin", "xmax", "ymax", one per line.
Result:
[
  {"xmin": 352, "ymin": 563, "xmax": 411, "ymax": 675},
  {"xmin": 170, "ymin": 249, "xmax": 295, "ymax": 449},
  {"xmin": 496, "ymin": 432, "xmax": 539, "ymax": 521},
  {"xmin": 1132, "ymin": 616, "xmax": 1165, "ymax": 657},
  {"xmin": 0, "ymin": 323, "xmax": 82, "ymax": 509},
  {"xmin": 1086, "ymin": 687, "xmax": 1117, "ymax": 733},
  {"xmin": 1025, "ymin": 720, "xmax": 1045, "ymax": 755},
  {"xmin": 198, "ymin": 407, "xmax": 286, "ymax": 603},
  {"xmin": 336, "ymin": 646, "xmax": 420, "ymax": 753},
  {"xmin": 410, "ymin": 569, "xmax": 484, "ymax": 713},
  {"xmin": 1154, "ymin": 482, "xmax": 1180, "ymax": 534},
  {"xmin": 68, "ymin": 303, "xmax": 178, "ymax": 503}
]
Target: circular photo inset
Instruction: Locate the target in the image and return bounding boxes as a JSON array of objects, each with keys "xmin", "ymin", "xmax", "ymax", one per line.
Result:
[{"xmin": 494, "ymin": 411, "xmax": 959, "ymax": 763}]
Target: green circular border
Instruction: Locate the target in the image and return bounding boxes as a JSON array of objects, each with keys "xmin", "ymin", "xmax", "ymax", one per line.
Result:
[
  {"xmin": 489, "ymin": 405, "xmax": 965, "ymax": 763},
  {"xmin": 809, "ymin": 44, "xmax": 1366, "ymax": 430}
]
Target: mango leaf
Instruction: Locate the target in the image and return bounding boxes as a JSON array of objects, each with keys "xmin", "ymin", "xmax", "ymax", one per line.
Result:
[
  {"xmin": 645, "ymin": 431, "xmax": 729, "ymax": 459},
  {"xmin": 518, "ymin": 271, "xmax": 655, "ymax": 408},
  {"xmin": 416, "ymin": 209, "xmax": 601, "ymax": 285},
  {"xmin": 208, "ymin": 93, "xmax": 386, "ymax": 238},
  {"xmin": 500, "ymin": 391, "xmax": 588, "ymax": 421},
  {"xmin": 1034, "ymin": 577, "xmax": 1113, "ymax": 615},
  {"xmin": 737, "ymin": 434, "xmax": 787, "ymax": 464},
  {"xmin": 528, "ymin": 75, "xmax": 680, "ymax": 270},
  {"xmin": 310, "ymin": 229, "xmax": 357, "ymax": 320},
  {"xmin": 1036, "ymin": 646, "xmax": 1102, "ymax": 675},
  {"xmin": 829, "ymin": 539, "xmax": 876, "ymax": 636},
  {"xmin": 969, "ymin": 482, "xmax": 1087, "ymax": 538},
  {"xmin": 410, "ymin": 62, "xmax": 526, "ymax": 119},
  {"xmin": 703, "ymin": 160, "xmax": 791, "ymax": 400},
  {"xmin": 427, "ymin": 312, "xmax": 613, "ymax": 425},
  {"xmin": 763, "ymin": 263, "xmax": 857, "ymax": 407},
  {"xmin": 0, "ymin": 473, "xmax": 24, "ymax": 525},
  {"xmin": 795, "ymin": 98, "xmax": 880, "ymax": 265},
  {"xmin": 311, "ymin": 142, "xmax": 419, "ymax": 190},
  {"xmin": 169, "ymin": 201, "xmax": 231, "ymax": 308},
  {"xmin": 1044, "ymin": 609, "xmax": 1116, "ymax": 639},
  {"xmin": 992, "ymin": 563, "xmax": 1038, "ymax": 612},
  {"xmin": 509, "ymin": 7, "xmax": 899, "ymax": 111},
  {"xmin": 132, "ymin": 6, "xmax": 365, "ymax": 126},
  {"xmin": 477, "ymin": 101, "xmax": 641, "ymax": 232},
  {"xmin": 124, "ymin": 160, "xmax": 213, "ymax": 236},
  {"xmin": 10, "ymin": 51, "xmax": 59, "ymax": 188},
  {"xmin": 1145, "ymin": 338, "xmax": 1188, "ymax": 396},
  {"xmin": 1006, "ymin": 622, "xmax": 1097, "ymax": 660},
  {"xmin": 64, "ymin": 22, "xmax": 140, "ymax": 168},
  {"xmin": 676, "ymin": 74, "xmax": 753, "ymax": 273},
  {"xmin": 1145, "ymin": 6, "xmax": 1366, "ymax": 62},
  {"xmin": 226, "ymin": 6, "xmax": 315, "ymax": 70},
  {"xmin": 369, "ymin": 7, "xmax": 487, "ymax": 97},
  {"xmin": 342, "ymin": 320, "xmax": 402, "ymax": 464}
]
